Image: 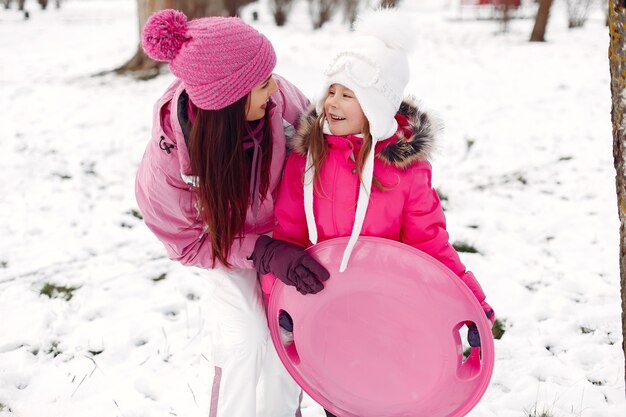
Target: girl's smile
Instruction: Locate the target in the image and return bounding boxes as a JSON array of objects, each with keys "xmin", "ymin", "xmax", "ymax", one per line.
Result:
[{"xmin": 324, "ymin": 84, "xmax": 366, "ymax": 136}]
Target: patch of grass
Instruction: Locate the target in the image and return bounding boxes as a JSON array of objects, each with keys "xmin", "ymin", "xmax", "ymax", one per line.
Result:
[
  {"xmin": 52, "ymin": 172, "xmax": 72, "ymax": 180},
  {"xmin": 525, "ymin": 404, "xmax": 555, "ymax": 417},
  {"xmin": 40, "ymin": 283, "xmax": 79, "ymax": 301},
  {"xmin": 588, "ymin": 378, "xmax": 604, "ymax": 386},
  {"xmin": 120, "ymin": 222, "xmax": 134, "ymax": 229},
  {"xmin": 452, "ymin": 241, "xmax": 480, "ymax": 254},
  {"xmin": 515, "ymin": 173, "xmax": 528, "ymax": 185},
  {"xmin": 467, "ymin": 224, "xmax": 479, "ymax": 229},
  {"xmin": 463, "ymin": 347, "xmax": 471, "ymax": 359},
  {"xmin": 500, "ymin": 171, "xmax": 528, "ymax": 186},
  {"xmin": 436, "ymin": 189, "xmax": 448, "ymax": 203},
  {"xmin": 558, "ymin": 155, "xmax": 573, "ymax": 161},
  {"xmin": 127, "ymin": 209, "xmax": 143, "ymax": 220},
  {"xmin": 465, "ymin": 138, "xmax": 475, "ymax": 153},
  {"xmin": 492, "ymin": 318, "xmax": 505, "ymax": 340},
  {"xmin": 0, "ymin": 402, "xmax": 12, "ymax": 412},
  {"xmin": 45, "ymin": 341, "xmax": 62, "ymax": 358},
  {"xmin": 82, "ymin": 161, "xmax": 97, "ymax": 176},
  {"xmin": 187, "ymin": 292, "xmax": 199, "ymax": 301},
  {"xmin": 580, "ymin": 326, "xmax": 594, "ymax": 334},
  {"xmin": 0, "ymin": 260, "xmax": 7, "ymax": 268},
  {"xmin": 528, "ymin": 411, "xmax": 554, "ymax": 417},
  {"xmin": 152, "ymin": 273, "xmax": 167, "ymax": 282},
  {"xmin": 88, "ymin": 349, "xmax": 104, "ymax": 356}
]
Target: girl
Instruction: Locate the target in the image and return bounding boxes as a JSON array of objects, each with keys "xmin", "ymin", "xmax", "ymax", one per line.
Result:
[
  {"xmin": 266, "ymin": 10, "xmax": 495, "ymax": 415},
  {"xmin": 135, "ymin": 9, "xmax": 329, "ymax": 417}
]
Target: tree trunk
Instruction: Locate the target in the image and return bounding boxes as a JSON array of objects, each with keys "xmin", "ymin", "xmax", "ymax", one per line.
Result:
[
  {"xmin": 224, "ymin": 0, "xmax": 256, "ymax": 17},
  {"xmin": 608, "ymin": 0, "xmax": 626, "ymax": 391},
  {"xmin": 530, "ymin": 0, "xmax": 553, "ymax": 42},
  {"xmin": 115, "ymin": 0, "xmax": 226, "ymax": 79},
  {"xmin": 270, "ymin": 0, "xmax": 295, "ymax": 26}
]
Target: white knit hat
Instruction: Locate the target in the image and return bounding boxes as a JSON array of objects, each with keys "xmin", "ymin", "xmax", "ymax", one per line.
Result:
[{"xmin": 306, "ymin": 8, "xmax": 416, "ymax": 272}]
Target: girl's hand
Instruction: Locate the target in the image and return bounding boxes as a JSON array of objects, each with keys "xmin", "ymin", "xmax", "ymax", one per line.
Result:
[
  {"xmin": 467, "ymin": 323, "xmax": 481, "ymax": 348},
  {"xmin": 467, "ymin": 304, "xmax": 495, "ymax": 348},
  {"xmin": 481, "ymin": 300, "xmax": 495, "ymax": 325}
]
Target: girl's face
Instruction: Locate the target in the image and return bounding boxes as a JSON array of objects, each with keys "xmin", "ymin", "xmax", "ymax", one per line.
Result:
[
  {"xmin": 246, "ymin": 75, "xmax": 279, "ymax": 121},
  {"xmin": 324, "ymin": 84, "xmax": 366, "ymax": 136}
]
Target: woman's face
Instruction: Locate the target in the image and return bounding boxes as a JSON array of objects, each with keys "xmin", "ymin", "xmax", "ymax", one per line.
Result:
[
  {"xmin": 246, "ymin": 75, "xmax": 279, "ymax": 121},
  {"xmin": 324, "ymin": 84, "xmax": 366, "ymax": 136}
]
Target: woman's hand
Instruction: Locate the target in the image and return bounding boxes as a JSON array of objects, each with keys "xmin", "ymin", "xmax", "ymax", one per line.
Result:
[{"xmin": 251, "ymin": 236, "xmax": 330, "ymax": 294}]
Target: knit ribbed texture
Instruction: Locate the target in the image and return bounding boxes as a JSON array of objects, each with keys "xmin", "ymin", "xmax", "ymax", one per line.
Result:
[{"xmin": 142, "ymin": 10, "xmax": 276, "ymax": 110}]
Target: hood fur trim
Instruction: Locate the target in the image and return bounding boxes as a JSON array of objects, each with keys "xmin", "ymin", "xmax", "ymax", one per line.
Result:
[{"xmin": 291, "ymin": 97, "xmax": 438, "ymax": 169}]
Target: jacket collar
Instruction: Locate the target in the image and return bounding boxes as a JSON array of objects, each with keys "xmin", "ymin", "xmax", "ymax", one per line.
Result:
[{"xmin": 154, "ymin": 79, "xmax": 194, "ymax": 178}]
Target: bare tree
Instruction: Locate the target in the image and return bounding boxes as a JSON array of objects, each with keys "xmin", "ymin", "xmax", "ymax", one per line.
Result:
[
  {"xmin": 493, "ymin": 0, "xmax": 515, "ymax": 33},
  {"xmin": 224, "ymin": 0, "xmax": 255, "ymax": 17},
  {"xmin": 4, "ymin": 0, "xmax": 61, "ymax": 11},
  {"xmin": 342, "ymin": 0, "xmax": 359, "ymax": 27},
  {"xmin": 608, "ymin": 0, "xmax": 626, "ymax": 389},
  {"xmin": 270, "ymin": 0, "xmax": 295, "ymax": 26},
  {"xmin": 530, "ymin": 0, "xmax": 553, "ymax": 42},
  {"xmin": 308, "ymin": 0, "xmax": 338, "ymax": 29},
  {"xmin": 116, "ymin": 0, "xmax": 226, "ymax": 79},
  {"xmin": 6, "ymin": 0, "xmax": 25, "ymax": 10}
]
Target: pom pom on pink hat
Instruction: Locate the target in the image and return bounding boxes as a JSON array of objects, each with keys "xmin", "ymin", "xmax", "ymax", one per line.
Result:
[{"xmin": 142, "ymin": 9, "xmax": 189, "ymax": 62}]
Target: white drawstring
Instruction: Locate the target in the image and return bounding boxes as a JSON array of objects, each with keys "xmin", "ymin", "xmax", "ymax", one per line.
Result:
[
  {"xmin": 302, "ymin": 119, "xmax": 398, "ymax": 272},
  {"xmin": 304, "ymin": 151, "xmax": 318, "ymax": 245},
  {"xmin": 338, "ymin": 145, "xmax": 375, "ymax": 272}
]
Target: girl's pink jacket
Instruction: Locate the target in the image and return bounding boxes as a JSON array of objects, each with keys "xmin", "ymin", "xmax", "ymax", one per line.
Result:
[
  {"xmin": 135, "ymin": 75, "xmax": 309, "ymax": 269},
  {"xmin": 265, "ymin": 100, "xmax": 488, "ymax": 306}
]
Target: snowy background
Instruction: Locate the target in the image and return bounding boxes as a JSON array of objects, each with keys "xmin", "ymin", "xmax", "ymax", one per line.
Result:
[{"xmin": 0, "ymin": 0, "xmax": 624, "ymax": 416}]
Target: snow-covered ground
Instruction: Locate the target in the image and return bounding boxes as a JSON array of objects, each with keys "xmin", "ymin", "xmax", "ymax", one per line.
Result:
[{"xmin": 0, "ymin": 0, "xmax": 623, "ymax": 416}]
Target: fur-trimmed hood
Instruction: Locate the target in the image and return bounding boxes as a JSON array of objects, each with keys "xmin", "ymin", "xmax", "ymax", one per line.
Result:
[{"xmin": 290, "ymin": 98, "xmax": 439, "ymax": 169}]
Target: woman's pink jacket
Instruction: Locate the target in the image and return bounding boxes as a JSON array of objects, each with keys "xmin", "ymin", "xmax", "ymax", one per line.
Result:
[
  {"xmin": 135, "ymin": 75, "xmax": 309, "ymax": 269},
  {"xmin": 265, "ymin": 100, "xmax": 488, "ymax": 307}
]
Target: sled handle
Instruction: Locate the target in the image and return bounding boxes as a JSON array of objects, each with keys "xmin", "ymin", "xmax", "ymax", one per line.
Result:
[
  {"xmin": 456, "ymin": 321, "xmax": 482, "ymax": 381},
  {"xmin": 279, "ymin": 309, "xmax": 301, "ymax": 365}
]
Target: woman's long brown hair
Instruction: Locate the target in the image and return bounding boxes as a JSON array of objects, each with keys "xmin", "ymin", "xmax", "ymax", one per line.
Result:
[{"xmin": 187, "ymin": 95, "xmax": 272, "ymax": 268}]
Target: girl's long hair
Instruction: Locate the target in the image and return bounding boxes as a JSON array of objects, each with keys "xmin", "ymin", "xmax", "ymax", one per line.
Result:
[
  {"xmin": 187, "ymin": 95, "xmax": 272, "ymax": 268},
  {"xmin": 309, "ymin": 111, "xmax": 384, "ymax": 193}
]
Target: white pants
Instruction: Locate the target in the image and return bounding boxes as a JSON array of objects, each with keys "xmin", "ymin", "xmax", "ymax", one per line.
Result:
[{"xmin": 208, "ymin": 268, "xmax": 302, "ymax": 417}]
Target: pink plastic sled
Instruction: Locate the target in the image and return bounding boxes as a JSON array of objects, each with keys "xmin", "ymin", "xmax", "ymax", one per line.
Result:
[{"xmin": 267, "ymin": 236, "xmax": 494, "ymax": 417}]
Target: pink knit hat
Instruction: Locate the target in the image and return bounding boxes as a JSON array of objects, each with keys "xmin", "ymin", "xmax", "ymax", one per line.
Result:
[{"xmin": 142, "ymin": 9, "xmax": 277, "ymax": 110}]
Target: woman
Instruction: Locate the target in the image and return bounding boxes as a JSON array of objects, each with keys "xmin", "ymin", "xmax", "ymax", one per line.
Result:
[{"xmin": 135, "ymin": 9, "xmax": 329, "ymax": 417}]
